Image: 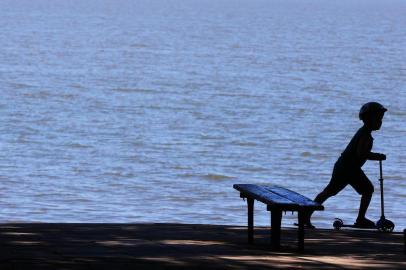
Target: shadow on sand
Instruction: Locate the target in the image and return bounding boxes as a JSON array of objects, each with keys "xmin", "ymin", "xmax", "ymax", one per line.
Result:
[{"xmin": 0, "ymin": 223, "xmax": 404, "ymax": 269}]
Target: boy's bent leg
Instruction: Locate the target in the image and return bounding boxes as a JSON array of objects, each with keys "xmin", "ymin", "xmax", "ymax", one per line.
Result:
[
  {"xmin": 355, "ymin": 195, "xmax": 375, "ymax": 227},
  {"xmin": 355, "ymin": 189, "xmax": 374, "ymax": 227},
  {"xmin": 351, "ymin": 170, "xmax": 375, "ymax": 226},
  {"xmin": 357, "ymin": 192, "xmax": 372, "ymax": 221}
]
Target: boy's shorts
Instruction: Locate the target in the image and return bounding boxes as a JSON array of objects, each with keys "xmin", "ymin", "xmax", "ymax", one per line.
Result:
[{"xmin": 323, "ymin": 161, "xmax": 374, "ymax": 196}]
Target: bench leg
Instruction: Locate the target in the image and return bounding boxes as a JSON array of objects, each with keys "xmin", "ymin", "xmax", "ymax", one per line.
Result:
[
  {"xmin": 271, "ymin": 210, "xmax": 282, "ymax": 250},
  {"xmin": 247, "ymin": 198, "xmax": 254, "ymax": 244},
  {"xmin": 298, "ymin": 211, "xmax": 305, "ymax": 251},
  {"xmin": 404, "ymin": 229, "xmax": 405, "ymax": 254}
]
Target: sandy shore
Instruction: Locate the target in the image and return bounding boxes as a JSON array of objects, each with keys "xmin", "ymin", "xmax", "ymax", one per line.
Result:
[{"xmin": 0, "ymin": 223, "xmax": 404, "ymax": 269}]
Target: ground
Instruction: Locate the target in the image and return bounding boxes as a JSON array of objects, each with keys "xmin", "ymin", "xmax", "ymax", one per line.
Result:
[{"xmin": 0, "ymin": 223, "xmax": 404, "ymax": 269}]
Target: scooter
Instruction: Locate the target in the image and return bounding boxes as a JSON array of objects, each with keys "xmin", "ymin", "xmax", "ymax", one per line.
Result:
[{"xmin": 333, "ymin": 160, "xmax": 395, "ymax": 232}]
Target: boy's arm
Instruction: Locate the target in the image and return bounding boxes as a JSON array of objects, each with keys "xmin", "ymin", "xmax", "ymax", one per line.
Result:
[{"xmin": 357, "ymin": 135, "xmax": 386, "ymax": 161}]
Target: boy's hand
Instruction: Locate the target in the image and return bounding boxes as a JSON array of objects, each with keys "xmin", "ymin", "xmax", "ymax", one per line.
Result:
[
  {"xmin": 368, "ymin": 152, "xmax": 386, "ymax": 161},
  {"xmin": 377, "ymin": 153, "xmax": 386, "ymax": 161}
]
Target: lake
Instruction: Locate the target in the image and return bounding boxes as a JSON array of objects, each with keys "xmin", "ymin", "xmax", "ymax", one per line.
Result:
[{"xmin": 0, "ymin": 0, "xmax": 405, "ymax": 230}]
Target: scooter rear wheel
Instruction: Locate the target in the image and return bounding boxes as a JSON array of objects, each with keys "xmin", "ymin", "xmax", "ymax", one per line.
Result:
[{"xmin": 333, "ymin": 218, "xmax": 343, "ymax": 230}]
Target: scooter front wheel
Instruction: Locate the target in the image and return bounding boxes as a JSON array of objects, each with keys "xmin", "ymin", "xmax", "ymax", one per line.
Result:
[{"xmin": 376, "ymin": 218, "xmax": 395, "ymax": 233}]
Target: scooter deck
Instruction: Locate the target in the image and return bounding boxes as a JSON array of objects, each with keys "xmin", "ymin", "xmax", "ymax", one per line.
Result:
[
  {"xmin": 333, "ymin": 218, "xmax": 377, "ymax": 230},
  {"xmin": 336, "ymin": 224, "xmax": 377, "ymax": 230}
]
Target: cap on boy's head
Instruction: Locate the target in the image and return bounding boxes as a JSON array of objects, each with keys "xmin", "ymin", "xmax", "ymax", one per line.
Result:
[{"xmin": 359, "ymin": 102, "xmax": 387, "ymax": 120}]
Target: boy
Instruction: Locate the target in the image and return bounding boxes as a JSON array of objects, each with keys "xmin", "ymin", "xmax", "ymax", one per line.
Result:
[{"xmin": 306, "ymin": 102, "xmax": 387, "ymax": 228}]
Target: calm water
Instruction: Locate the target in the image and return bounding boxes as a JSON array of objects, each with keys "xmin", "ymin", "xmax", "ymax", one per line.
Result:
[{"xmin": 0, "ymin": 0, "xmax": 405, "ymax": 230}]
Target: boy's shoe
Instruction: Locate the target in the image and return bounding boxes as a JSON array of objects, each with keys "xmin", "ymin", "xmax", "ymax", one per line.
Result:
[
  {"xmin": 354, "ymin": 218, "xmax": 376, "ymax": 228},
  {"xmin": 293, "ymin": 222, "xmax": 316, "ymax": 229},
  {"xmin": 304, "ymin": 222, "xmax": 316, "ymax": 229}
]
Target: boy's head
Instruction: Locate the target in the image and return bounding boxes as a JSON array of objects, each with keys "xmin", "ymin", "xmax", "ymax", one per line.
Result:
[{"xmin": 359, "ymin": 102, "xmax": 387, "ymax": 130}]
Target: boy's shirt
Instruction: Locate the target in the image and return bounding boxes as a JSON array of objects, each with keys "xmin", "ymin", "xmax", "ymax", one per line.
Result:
[{"xmin": 338, "ymin": 126, "xmax": 373, "ymax": 169}]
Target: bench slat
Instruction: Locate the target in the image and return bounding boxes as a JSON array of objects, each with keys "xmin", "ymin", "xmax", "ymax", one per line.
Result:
[
  {"xmin": 234, "ymin": 184, "xmax": 299, "ymax": 209},
  {"xmin": 233, "ymin": 184, "xmax": 324, "ymax": 211},
  {"xmin": 266, "ymin": 186, "xmax": 324, "ymax": 210}
]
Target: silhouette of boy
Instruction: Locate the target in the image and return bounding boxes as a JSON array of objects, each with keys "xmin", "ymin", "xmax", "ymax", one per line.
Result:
[{"xmin": 306, "ymin": 102, "xmax": 387, "ymax": 228}]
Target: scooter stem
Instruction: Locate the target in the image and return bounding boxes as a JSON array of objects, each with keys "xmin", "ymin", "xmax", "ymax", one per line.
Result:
[{"xmin": 379, "ymin": 160, "xmax": 385, "ymax": 218}]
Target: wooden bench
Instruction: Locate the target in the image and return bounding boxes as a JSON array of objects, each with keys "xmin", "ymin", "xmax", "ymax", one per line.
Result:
[{"xmin": 233, "ymin": 184, "xmax": 324, "ymax": 251}]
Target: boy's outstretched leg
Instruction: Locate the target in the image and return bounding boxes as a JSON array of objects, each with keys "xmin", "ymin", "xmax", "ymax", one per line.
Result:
[{"xmin": 304, "ymin": 189, "xmax": 334, "ymax": 228}]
